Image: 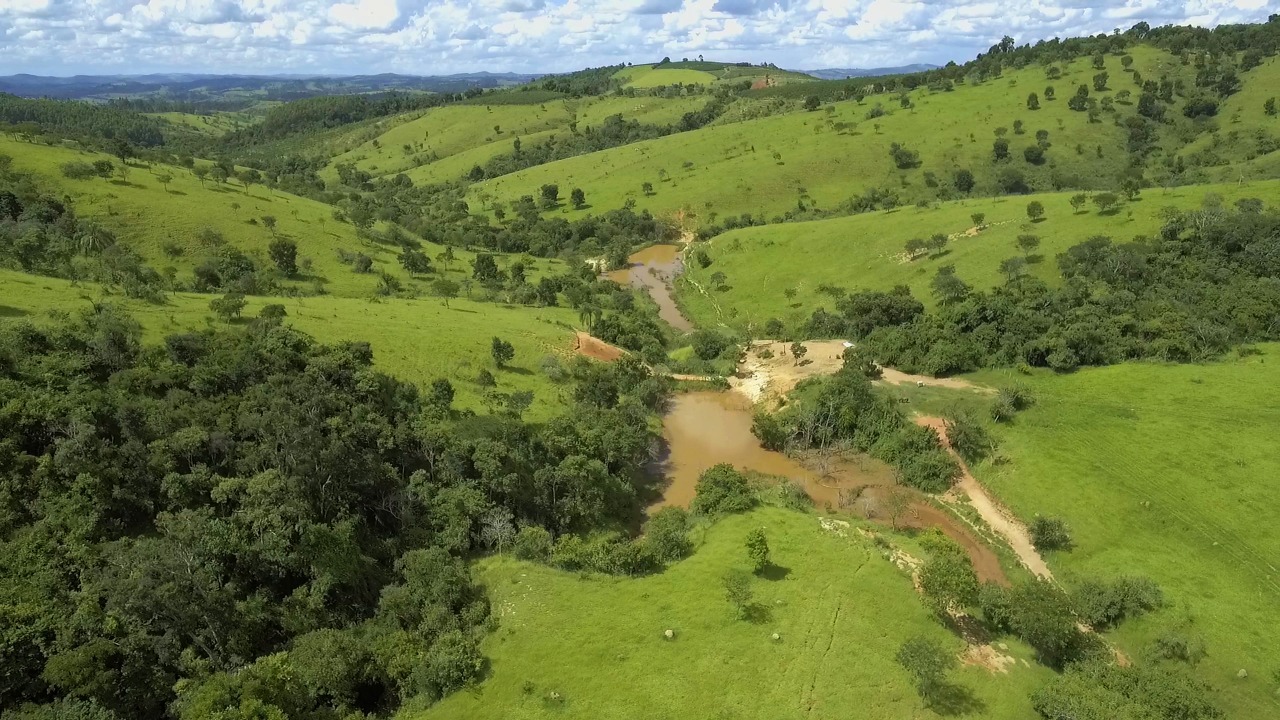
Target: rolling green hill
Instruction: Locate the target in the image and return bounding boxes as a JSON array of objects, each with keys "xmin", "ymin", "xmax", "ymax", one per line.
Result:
[
  {"xmin": 677, "ymin": 179, "xmax": 1280, "ymax": 331},
  {"xmin": 466, "ymin": 46, "xmax": 1277, "ymax": 225}
]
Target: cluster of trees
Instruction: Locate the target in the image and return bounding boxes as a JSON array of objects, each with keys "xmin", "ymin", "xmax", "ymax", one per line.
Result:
[
  {"xmin": 0, "ymin": 306, "xmax": 667, "ymax": 719},
  {"xmin": 799, "ymin": 203, "xmax": 1280, "ymax": 375},
  {"xmin": 0, "ymin": 94, "xmax": 165, "ymax": 148}
]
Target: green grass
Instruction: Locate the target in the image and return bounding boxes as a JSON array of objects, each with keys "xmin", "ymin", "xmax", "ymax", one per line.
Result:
[
  {"xmin": 964, "ymin": 348, "xmax": 1280, "ymax": 718},
  {"xmin": 467, "ymin": 47, "xmax": 1280, "ymax": 226},
  {"xmin": 0, "ymin": 269, "xmax": 579, "ymax": 420},
  {"xmin": 1180, "ymin": 55, "xmax": 1280, "ymax": 182},
  {"xmin": 614, "ymin": 65, "xmax": 719, "ymax": 88},
  {"xmin": 674, "ymin": 179, "xmax": 1280, "ymax": 331},
  {"xmin": 146, "ymin": 110, "xmax": 259, "ymax": 137},
  {"xmin": 423, "ymin": 507, "xmax": 1050, "ymax": 719},
  {"xmin": 0, "ymin": 138, "xmax": 565, "ymax": 300}
]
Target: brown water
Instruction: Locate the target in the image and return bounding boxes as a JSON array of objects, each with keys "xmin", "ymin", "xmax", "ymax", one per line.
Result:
[
  {"xmin": 606, "ymin": 244, "xmax": 693, "ymax": 333},
  {"xmin": 654, "ymin": 391, "xmax": 1007, "ymax": 584}
]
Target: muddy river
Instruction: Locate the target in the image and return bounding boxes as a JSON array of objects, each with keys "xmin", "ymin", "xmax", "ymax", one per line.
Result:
[
  {"xmin": 652, "ymin": 391, "xmax": 1007, "ymax": 584},
  {"xmin": 606, "ymin": 244, "xmax": 693, "ymax": 333}
]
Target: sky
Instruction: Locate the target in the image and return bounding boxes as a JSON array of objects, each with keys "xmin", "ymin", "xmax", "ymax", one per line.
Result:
[{"xmin": 0, "ymin": 0, "xmax": 1275, "ymax": 77}]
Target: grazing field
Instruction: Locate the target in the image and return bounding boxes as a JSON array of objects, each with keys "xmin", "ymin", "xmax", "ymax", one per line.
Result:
[
  {"xmin": 614, "ymin": 65, "xmax": 719, "ymax": 88},
  {"xmin": 675, "ymin": 179, "xmax": 1280, "ymax": 330},
  {"xmin": 146, "ymin": 110, "xmax": 259, "ymax": 136},
  {"xmin": 467, "ymin": 47, "xmax": 1266, "ymax": 223},
  {"xmin": 0, "ymin": 269, "xmax": 579, "ymax": 419},
  {"xmin": 966, "ymin": 348, "xmax": 1280, "ymax": 719},
  {"xmin": 0, "ymin": 138, "xmax": 565, "ymax": 299},
  {"xmin": 423, "ymin": 507, "xmax": 1051, "ymax": 720}
]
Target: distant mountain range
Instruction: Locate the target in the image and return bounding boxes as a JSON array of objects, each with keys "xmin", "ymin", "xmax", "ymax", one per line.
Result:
[
  {"xmin": 800, "ymin": 64, "xmax": 941, "ymax": 80},
  {"xmin": 0, "ymin": 72, "xmax": 544, "ymax": 101}
]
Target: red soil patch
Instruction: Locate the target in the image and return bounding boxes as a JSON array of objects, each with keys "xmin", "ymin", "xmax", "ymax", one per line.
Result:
[{"xmin": 573, "ymin": 332, "xmax": 625, "ymax": 362}]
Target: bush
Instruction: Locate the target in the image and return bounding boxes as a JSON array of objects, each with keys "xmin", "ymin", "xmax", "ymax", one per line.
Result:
[
  {"xmin": 979, "ymin": 582, "xmax": 1016, "ymax": 632},
  {"xmin": 691, "ymin": 463, "xmax": 755, "ymax": 516},
  {"xmin": 944, "ymin": 412, "xmax": 995, "ymax": 463},
  {"xmin": 1029, "ymin": 516, "xmax": 1073, "ymax": 551},
  {"xmin": 60, "ymin": 161, "xmax": 98, "ymax": 179},
  {"xmin": 690, "ymin": 329, "xmax": 731, "ymax": 361},
  {"xmin": 1074, "ymin": 576, "xmax": 1163, "ymax": 629},
  {"xmin": 642, "ymin": 507, "xmax": 691, "ymax": 563},
  {"xmin": 512, "ymin": 525, "xmax": 553, "ymax": 560}
]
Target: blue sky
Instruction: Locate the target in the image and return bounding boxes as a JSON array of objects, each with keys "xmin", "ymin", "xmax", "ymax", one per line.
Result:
[{"xmin": 0, "ymin": 0, "xmax": 1274, "ymax": 76}]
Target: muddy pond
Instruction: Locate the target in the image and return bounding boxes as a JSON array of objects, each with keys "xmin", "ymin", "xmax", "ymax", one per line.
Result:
[
  {"xmin": 605, "ymin": 245, "xmax": 1007, "ymax": 584},
  {"xmin": 606, "ymin": 244, "xmax": 693, "ymax": 333}
]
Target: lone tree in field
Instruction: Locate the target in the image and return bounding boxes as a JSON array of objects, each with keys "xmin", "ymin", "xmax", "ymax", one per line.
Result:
[
  {"xmin": 539, "ymin": 183, "xmax": 559, "ymax": 209},
  {"xmin": 491, "ymin": 337, "xmax": 515, "ymax": 368},
  {"xmin": 1026, "ymin": 92, "xmax": 1040, "ymax": 110},
  {"xmin": 399, "ymin": 248, "xmax": 431, "ymax": 277},
  {"xmin": 155, "ymin": 171, "xmax": 173, "ymax": 193},
  {"xmin": 261, "ymin": 215, "xmax": 277, "ymax": 237},
  {"xmin": 804, "ymin": 95, "xmax": 821, "ymax": 111},
  {"xmin": 570, "ymin": 187, "xmax": 586, "ymax": 209},
  {"xmin": 953, "ymin": 168, "xmax": 975, "ymax": 194},
  {"xmin": 970, "ymin": 212, "xmax": 985, "ymax": 228},
  {"xmin": 745, "ymin": 528, "xmax": 770, "ymax": 574},
  {"xmin": 642, "ymin": 181, "xmax": 654, "ymax": 196},
  {"xmin": 927, "ymin": 233, "xmax": 948, "ymax": 255},
  {"xmin": 904, "ymin": 237, "xmax": 928, "ymax": 259},
  {"xmin": 1069, "ymin": 193, "xmax": 1088, "ymax": 213},
  {"xmin": 896, "ymin": 635, "xmax": 956, "ymax": 706},
  {"xmin": 1026, "ymin": 200, "xmax": 1045, "ymax": 222},
  {"xmin": 193, "ymin": 165, "xmax": 209, "ymax": 187},
  {"xmin": 433, "ymin": 278, "xmax": 460, "ymax": 307},
  {"xmin": 1266, "ymin": 97, "xmax": 1277, "ymax": 116},
  {"xmin": 790, "ymin": 341, "xmax": 807, "ymax": 365},
  {"xmin": 1093, "ymin": 192, "xmax": 1120, "ymax": 214},
  {"xmin": 723, "ymin": 569, "xmax": 754, "ymax": 619},
  {"xmin": 1016, "ymin": 234, "xmax": 1041, "ymax": 256},
  {"xmin": 209, "ymin": 292, "xmax": 247, "ymax": 322},
  {"xmin": 268, "ymin": 238, "xmax": 297, "ymax": 275}
]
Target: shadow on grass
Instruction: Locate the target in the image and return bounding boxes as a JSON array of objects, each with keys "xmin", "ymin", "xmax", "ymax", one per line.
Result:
[
  {"xmin": 0, "ymin": 305, "xmax": 29, "ymax": 318},
  {"xmin": 759, "ymin": 564, "xmax": 792, "ymax": 581},
  {"xmin": 743, "ymin": 602, "xmax": 773, "ymax": 625},
  {"xmin": 928, "ymin": 682, "xmax": 986, "ymax": 716},
  {"xmin": 500, "ymin": 366, "xmax": 534, "ymax": 376},
  {"xmin": 1025, "ymin": 254, "xmax": 1045, "ymax": 264}
]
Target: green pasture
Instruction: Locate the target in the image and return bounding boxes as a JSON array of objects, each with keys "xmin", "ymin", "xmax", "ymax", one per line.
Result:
[
  {"xmin": 966, "ymin": 347, "xmax": 1280, "ymax": 718},
  {"xmin": 675, "ymin": 179, "xmax": 1280, "ymax": 332},
  {"xmin": 466, "ymin": 47, "xmax": 1277, "ymax": 224},
  {"xmin": 614, "ymin": 65, "xmax": 719, "ymax": 88},
  {"xmin": 0, "ymin": 138, "xmax": 565, "ymax": 299},
  {"xmin": 146, "ymin": 110, "xmax": 258, "ymax": 136},
  {"xmin": 0, "ymin": 270, "xmax": 579, "ymax": 420},
  {"xmin": 422, "ymin": 507, "xmax": 1050, "ymax": 720}
]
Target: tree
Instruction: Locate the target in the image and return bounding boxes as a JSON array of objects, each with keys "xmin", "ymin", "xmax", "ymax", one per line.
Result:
[
  {"xmin": 111, "ymin": 138, "xmax": 134, "ymax": 164},
  {"xmin": 1092, "ymin": 72, "xmax": 1109, "ymax": 92},
  {"xmin": 884, "ymin": 485, "xmax": 912, "ymax": 530},
  {"xmin": 570, "ymin": 187, "xmax": 586, "ymax": 209},
  {"xmin": 1069, "ymin": 193, "xmax": 1088, "ymax": 213},
  {"xmin": 953, "ymin": 168, "xmax": 975, "ymax": 193},
  {"xmin": 1023, "ymin": 145, "xmax": 1045, "ymax": 165},
  {"xmin": 992, "ymin": 137, "xmax": 1010, "ymax": 162},
  {"xmin": 931, "ymin": 264, "xmax": 970, "ymax": 305},
  {"xmin": 1266, "ymin": 98, "xmax": 1277, "ymax": 116},
  {"xmin": 268, "ymin": 238, "xmax": 297, "ymax": 275},
  {"xmin": 723, "ymin": 569, "xmax": 754, "ymax": 619},
  {"xmin": 970, "ymin": 212, "xmax": 985, "ymax": 228},
  {"xmin": 1016, "ymin": 234, "xmax": 1041, "ymax": 255},
  {"xmin": 691, "ymin": 463, "xmax": 754, "ymax": 516},
  {"xmin": 237, "ymin": 168, "xmax": 261, "ymax": 195},
  {"xmin": 926, "ymin": 233, "xmax": 948, "ymax": 255},
  {"xmin": 399, "ymin": 248, "xmax": 431, "ymax": 277},
  {"xmin": 1027, "ymin": 92, "xmax": 1040, "ymax": 110},
  {"xmin": 259, "ymin": 304, "xmax": 287, "ymax": 323},
  {"xmin": 156, "ymin": 171, "xmax": 173, "ymax": 193},
  {"xmin": 352, "ymin": 254, "xmax": 373, "ymax": 273},
  {"xmin": 1092, "ymin": 192, "xmax": 1120, "ymax": 213},
  {"xmin": 209, "ymin": 166, "xmax": 228, "ymax": 186},
  {"xmin": 192, "ymin": 165, "xmax": 209, "ymax": 187},
  {"xmin": 1119, "ymin": 177, "xmax": 1141, "ymax": 200},
  {"xmin": 209, "ymin": 292, "xmax": 247, "ymax": 321},
  {"xmin": 904, "ymin": 237, "xmax": 928, "ymax": 259},
  {"xmin": 1044, "ymin": 85, "xmax": 1055, "ymax": 100},
  {"xmin": 919, "ymin": 533, "xmax": 979, "ymax": 616},
  {"xmin": 745, "ymin": 528, "xmax": 770, "ymax": 574},
  {"xmin": 472, "ymin": 253, "xmax": 499, "ymax": 281},
  {"xmin": 896, "ymin": 635, "xmax": 956, "ymax": 705},
  {"xmin": 804, "ymin": 95, "xmax": 821, "ymax": 111},
  {"xmin": 539, "ymin": 183, "xmax": 559, "ymax": 209},
  {"xmin": 641, "ymin": 181, "xmax": 654, "ymax": 196},
  {"xmin": 790, "ymin": 341, "xmax": 807, "ymax": 364},
  {"xmin": 1025, "ymin": 200, "xmax": 1045, "ymax": 221},
  {"xmin": 261, "ymin": 215, "xmax": 277, "ymax": 236},
  {"xmin": 433, "ymin": 278, "xmax": 460, "ymax": 307},
  {"xmin": 491, "ymin": 336, "xmax": 515, "ymax": 367},
  {"xmin": 1029, "ymin": 516, "xmax": 1073, "ymax": 551}
]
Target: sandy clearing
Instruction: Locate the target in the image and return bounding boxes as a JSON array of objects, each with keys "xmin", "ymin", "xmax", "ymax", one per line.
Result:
[
  {"xmin": 878, "ymin": 367, "xmax": 996, "ymax": 393},
  {"xmin": 914, "ymin": 415, "xmax": 1054, "ymax": 581},
  {"xmin": 573, "ymin": 331, "xmax": 626, "ymax": 362}
]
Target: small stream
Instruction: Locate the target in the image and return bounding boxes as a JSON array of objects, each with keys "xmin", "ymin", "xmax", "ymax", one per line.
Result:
[{"xmin": 605, "ymin": 244, "xmax": 693, "ymax": 333}]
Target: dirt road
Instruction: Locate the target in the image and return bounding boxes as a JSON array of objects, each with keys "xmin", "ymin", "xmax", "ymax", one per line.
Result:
[{"xmin": 914, "ymin": 416, "xmax": 1054, "ymax": 580}]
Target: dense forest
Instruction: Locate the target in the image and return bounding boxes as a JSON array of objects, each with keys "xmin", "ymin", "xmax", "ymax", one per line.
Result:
[{"xmin": 0, "ymin": 307, "xmax": 675, "ymax": 719}]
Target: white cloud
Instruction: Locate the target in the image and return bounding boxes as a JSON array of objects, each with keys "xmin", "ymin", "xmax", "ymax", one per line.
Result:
[{"xmin": 0, "ymin": 0, "xmax": 1272, "ymax": 75}]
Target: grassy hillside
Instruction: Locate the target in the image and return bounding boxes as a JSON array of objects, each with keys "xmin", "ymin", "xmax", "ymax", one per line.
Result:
[
  {"xmin": 423, "ymin": 507, "xmax": 1051, "ymax": 719},
  {"xmin": 676, "ymin": 179, "xmax": 1280, "ymax": 330},
  {"xmin": 0, "ymin": 269, "xmax": 578, "ymax": 419},
  {"xmin": 966, "ymin": 347, "xmax": 1280, "ymax": 718},
  {"xmin": 615, "ymin": 65, "xmax": 718, "ymax": 88},
  {"xmin": 321, "ymin": 95, "xmax": 709, "ymax": 186},
  {"xmin": 146, "ymin": 110, "xmax": 259, "ymax": 137},
  {"xmin": 0, "ymin": 138, "xmax": 564, "ymax": 299},
  {"xmin": 466, "ymin": 46, "xmax": 1277, "ymax": 224}
]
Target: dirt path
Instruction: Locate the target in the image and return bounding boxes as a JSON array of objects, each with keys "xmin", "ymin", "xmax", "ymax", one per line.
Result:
[
  {"xmin": 878, "ymin": 367, "xmax": 996, "ymax": 394},
  {"xmin": 573, "ymin": 331, "xmax": 625, "ymax": 362},
  {"xmin": 914, "ymin": 416, "xmax": 1054, "ymax": 581}
]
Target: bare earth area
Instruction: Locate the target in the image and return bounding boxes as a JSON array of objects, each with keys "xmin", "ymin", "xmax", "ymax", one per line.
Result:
[
  {"xmin": 572, "ymin": 331, "xmax": 625, "ymax": 362},
  {"xmin": 914, "ymin": 416, "xmax": 1054, "ymax": 581}
]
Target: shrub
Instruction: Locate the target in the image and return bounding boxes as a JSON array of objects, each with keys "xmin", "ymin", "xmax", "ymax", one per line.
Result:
[
  {"xmin": 691, "ymin": 463, "xmax": 755, "ymax": 516},
  {"xmin": 512, "ymin": 525, "xmax": 553, "ymax": 560},
  {"xmin": 642, "ymin": 507, "xmax": 691, "ymax": 563},
  {"xmin": 745, "ymin": 528, "xmax": 770, "ymax": 573},
  {"xmin": 1074, "ymin": 576, "xmax": 1163, "ymax": 629},
  {"xmin": 690, "ymin": 329, "xmax": 730, "ymax": 361},
  {"xmin": 944, "ymin": 412, "xmax": 995, "ymax": 463},
  {"xmin": 60, "ymin": 161, "xmax": 98, "ymax": 179},
  {"xmin": 1029, "ymin": 515, "xmax": 1072, "ymax": 551}
]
